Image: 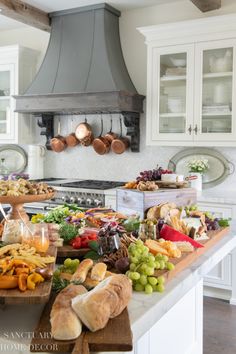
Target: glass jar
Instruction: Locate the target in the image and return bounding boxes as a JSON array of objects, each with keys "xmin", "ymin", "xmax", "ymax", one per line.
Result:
[
  {"xmin": 139, "ymin": 222, "xmax": 157, "ymax": 242},
  {"xmin": 98, "ymin": 233, "xmax": 120, "ymax": 255},
  {"xmin": 22, "ymin": 222, "xmax": 49, "ymax": 253},
  {"xmin": 2, "ymin": 220, "xmax": 24, "ymax": 244}
]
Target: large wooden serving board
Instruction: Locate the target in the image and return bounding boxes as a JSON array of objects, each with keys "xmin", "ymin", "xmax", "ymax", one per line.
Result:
[
  {"xmin": 0, "ymin": 245, "xmax": 57, "ymax": 305},
  {"xmin": 30, "ymin": 293, "xmax": 132, "ymax": 353},
  {"xmin": 155, "ymin": 227, "xmax": 230, "ymax": 282},
  {"xmin": 57, "ymin": 245, "xmax": 89, "ymax": 259}
]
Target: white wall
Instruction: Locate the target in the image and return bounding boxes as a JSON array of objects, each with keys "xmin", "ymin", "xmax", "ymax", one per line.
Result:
[
  {"xmin": 0, "ymin": 27, "xmax": 49, "ymax": 67},
  {"xmin": 0, "ymin": 0, "xmax": 236, "ymax": 192}
]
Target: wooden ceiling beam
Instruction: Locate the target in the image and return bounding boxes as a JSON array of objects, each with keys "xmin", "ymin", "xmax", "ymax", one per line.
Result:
[
  {"xmin": 0, "ymin": 0, "xmax": 51, "ymax": 32},
  {"xmin": 190, "ymin": 0, "xmax": 221, "ymax": 12}
]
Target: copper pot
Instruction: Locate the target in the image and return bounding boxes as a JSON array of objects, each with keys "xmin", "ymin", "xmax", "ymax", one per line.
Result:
[
  {"xmin": 93, "ymin": 117, "xmax": 110, "ymax": 155},
  {"xmin": 111, "ymin": 117, "xmax": 130, "ymax": 154},
  {"xmin": 50, "ymin": 119, "xmax": 67, "ymax": 153},
  {"xmin": 104, "ymin": 117, "xmax": 117, "ymax": 144},
  {"xmin": 75, "ymin": 119, "xmax": 94, "ymax": 146},
  {"xmin": 65, "ymin": 133, "xmax": 80, "ymax": 147},
  {"xmin": 65, "ymin": 119, "xmax": 80, "ymax": 147}
]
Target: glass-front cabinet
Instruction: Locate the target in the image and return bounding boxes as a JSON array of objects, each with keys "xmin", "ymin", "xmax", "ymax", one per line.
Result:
[
  {"xmin": 140, "ymin": 14, "xmax": 236, "ymax": 146},
  {"xmin": 0, "ymin": 64, "xmax": 14, "ymax": 139},
  {"xmin": 152, "ymin": 45, "xmax": 194, "ymax": 141},
  {"xmin": 195, "ymin": 40, "xmax": 236, "ymax": 142},
  {"xmin": 0, "ymin": 46, "xmax": 38, "ymax": 144}
]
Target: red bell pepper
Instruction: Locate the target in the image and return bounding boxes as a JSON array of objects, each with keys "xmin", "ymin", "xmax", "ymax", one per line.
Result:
[
  {"xmin": 71, "ymin": 237, "xmax": 82, "ymax": 249},
  {"xmin": 160, "ymin": 224, "xmax": 204, "ymax": 248},
  {"xmin": 81, "ymin": 236, "xmax": 89, "ymax": 248}
]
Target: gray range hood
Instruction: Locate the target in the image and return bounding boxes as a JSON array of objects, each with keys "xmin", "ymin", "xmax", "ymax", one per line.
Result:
[
  {"xmin": 14, "ymin": 3, "xmax": 144, "ymax": 115},
  {"xmin": 14, "ymin": 3, "xmax": 144, "ymax": 152}
]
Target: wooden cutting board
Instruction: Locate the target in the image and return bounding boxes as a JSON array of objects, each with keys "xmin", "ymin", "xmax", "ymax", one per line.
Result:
[
  {"xmin": 154, "ymin": 227, "xmax": 230, "ymax": 282},
  {"xmin": 30, "ymin": 293, "xmax": 133, "ymax": 353},
  {"xmin": 57, "ymin": 245, "xmax": 89, "ymax": 259},
  {"xmin": 0, "ymin": 245, "xmax": 57, "ymax": 305}
]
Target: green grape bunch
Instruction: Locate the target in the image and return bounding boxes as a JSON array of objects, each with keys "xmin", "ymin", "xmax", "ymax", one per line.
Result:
[{"xmin": 126, "ymin": 240, "xmax": 175, "ymax": 294}]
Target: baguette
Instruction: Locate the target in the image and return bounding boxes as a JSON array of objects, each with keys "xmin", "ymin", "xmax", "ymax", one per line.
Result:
[
  {"xmin": 72, "ymin": 274, "xmax": 132, "ymax": 332},
  {"xmin": 90, "ymin": 262, "xmax": 107, "ymax": 281},
  {"xmin": 71, "ymin": 259, "xmax": 93, "ymax": 283},
  {"xmin": 50, "ymin": 284, "xmax": 87, "ymax": 340}
]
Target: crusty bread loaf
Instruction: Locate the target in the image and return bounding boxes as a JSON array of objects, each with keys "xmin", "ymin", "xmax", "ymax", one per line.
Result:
[
  {"xmin": 50, "ymin": 284, "xmax": 87, "ymax": 340},
  {"xmin": 71, "ymin": 259, "xmax": 93, "ymax": 283},
  {"xmin": 71, "ymin": 274, "xmax": 132, "ymax": 332}
]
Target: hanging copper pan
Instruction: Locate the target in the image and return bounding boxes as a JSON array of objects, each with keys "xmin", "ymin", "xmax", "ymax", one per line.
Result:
[
  {"xmin": 104, "ymin": 116, "xmax": 117, "ymax": 144},
  {"xmin": 111, "ymin": 117, "xmax": 130, "ymax": 154},
  {"xmin": 75, "ymin": 118, "xmax": 94, "ymax": 146},
  {"xmin": 92, "ymin": 117, "xmax": 110, "ymax": 155},
  {"xmin": 50, "ymin": 119, "xmax": 67, "ymax": 152},
  {"xmin": 65, "ymin": 118, "xmax": 80, "ymax": 147}
]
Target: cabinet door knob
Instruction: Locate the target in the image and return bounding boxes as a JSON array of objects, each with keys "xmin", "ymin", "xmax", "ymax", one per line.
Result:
[
  {"xmin": 188, "ymin": 125, "xmax": 192, "ymax": 135},
  {"xmin": 194, "ymin": 125, "xmax": 198, "ymax": 135}
]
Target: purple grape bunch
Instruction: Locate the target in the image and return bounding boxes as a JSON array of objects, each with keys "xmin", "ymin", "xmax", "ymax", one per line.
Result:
[
  {"xmin": 205, "ymin": 217, "xmax": 220, "ymax": 231},
  {"xmin": 136, "ymin": 166, "xmax": 172, "ymax": 182}
]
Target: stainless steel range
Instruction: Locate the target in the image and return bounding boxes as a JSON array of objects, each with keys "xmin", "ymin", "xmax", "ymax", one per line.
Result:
[{"xmin": 24, "ymin": 179, "xmax": 125, "ymax": 215}]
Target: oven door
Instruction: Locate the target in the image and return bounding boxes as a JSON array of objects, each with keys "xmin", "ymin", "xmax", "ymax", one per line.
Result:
[{"xmin": 24, "ymin": 203, "xmax": 60, "ymax": 217}]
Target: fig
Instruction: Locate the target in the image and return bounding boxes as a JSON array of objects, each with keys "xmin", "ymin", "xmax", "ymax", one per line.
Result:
[{"xmin": 115, "ymin": 257, "xmax": 130, "ymax": 274}]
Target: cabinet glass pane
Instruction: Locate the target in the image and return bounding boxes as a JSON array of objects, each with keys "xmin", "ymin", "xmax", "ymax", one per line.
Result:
[
  {"xmin": 0, "ymin": 99, "xmax": 10, "ymax": 134},
  {"xmin": 159, "ymin": 53, "xmax": 187, "ymax": 134},
  {"xmin": 201, "ymin": 47, "xmax": 233, "ymax": 134},
  {"xmin": 0, "ymin": 71, "xmax": 10, "ymax": 97}
]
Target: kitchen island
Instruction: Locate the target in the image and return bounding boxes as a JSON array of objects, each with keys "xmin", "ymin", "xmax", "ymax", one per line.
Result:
[{"xmin": 0, "ymin": 223, "xmax": 236, "ymax": 354}]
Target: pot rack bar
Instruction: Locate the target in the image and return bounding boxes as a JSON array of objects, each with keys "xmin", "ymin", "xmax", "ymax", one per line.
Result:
[
  {"xmin": 15, "ymin": 90, "xmax": 145, "ymax": 152},
  {"xmin": 36, "ymin": 111, "xmax": 141, "ymax": 152}
]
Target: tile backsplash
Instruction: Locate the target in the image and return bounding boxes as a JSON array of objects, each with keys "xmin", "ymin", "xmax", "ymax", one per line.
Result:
[{"xmin": 27, "ymin": 113, "xmax": 236, "ymax": 193}]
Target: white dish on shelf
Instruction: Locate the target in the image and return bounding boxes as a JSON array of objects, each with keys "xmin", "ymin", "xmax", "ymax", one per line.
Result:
[
  {"xmin": 168, "ymin": 97, "xmax": 184, "ymax": 113},
  {"xmin": 170, "ymin": 57, "xmax": 186, "ymax": 67}
]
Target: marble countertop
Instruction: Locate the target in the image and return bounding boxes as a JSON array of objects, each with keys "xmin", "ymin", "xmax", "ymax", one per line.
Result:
[{"xmin": 1, "ymin": 223, "xmax": 236, "ymax": 353}]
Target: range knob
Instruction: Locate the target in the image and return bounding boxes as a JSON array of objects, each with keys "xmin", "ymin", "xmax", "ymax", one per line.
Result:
[
  {"xmin": 61, "ymin": 195, "xmax": 70, "ymax": 203},
  {"xmin": 94, "ymin": 199, "xmax": 102, "ymax": 207},
  {"xmin": 86, "ymin": 198, "xmax": 93, "ymax": 206},
  {"xmin": 77, "ymin": 197, "xmax": 85, "ymax": 205},
  {"xmin": 70, "ymin": 196, "xmax": 76, "ymax": 203}
]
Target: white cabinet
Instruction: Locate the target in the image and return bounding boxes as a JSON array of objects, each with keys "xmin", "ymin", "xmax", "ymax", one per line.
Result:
[
  {"xmin": 0, "ymin": 45, "xmax": 38, "ymax": 144},
  {"xmin": 138, "ymin": 14, "xmax": 236, "ymax": 146},
  {"xmin": 127, "ymin": 282, "xmax": 203, "ymax": 354},
  {"xmin": 198, "ymin": 201, "xmax": 236, "ymax": 302}
]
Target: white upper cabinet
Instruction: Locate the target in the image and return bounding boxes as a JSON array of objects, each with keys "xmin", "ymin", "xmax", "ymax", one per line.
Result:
[
  {"xmin": 0, "ymin": 46, "xmax": 38, "ymax": 144},
  {"xmin": 138, "ymin": 14, "xmax": 236, "ymax": 146}
]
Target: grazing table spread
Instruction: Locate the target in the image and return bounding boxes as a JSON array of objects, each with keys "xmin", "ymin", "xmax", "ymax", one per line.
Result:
[
  {"xmin": 0, "ymin": 178, "xmax": 236, "ymax": 354},
  {"xmin": 0, "ymin": 223, "xmax": 235, "ymax": 354}
]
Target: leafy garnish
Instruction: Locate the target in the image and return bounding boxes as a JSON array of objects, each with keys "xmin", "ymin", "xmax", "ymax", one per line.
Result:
[
  {"xmin": 84, "ymin": 250, "xmax": 100, "ymax": 260},
  {"xmin": 218, "ymin": 218, "xmax": 231, "ymax": 227},
  {"xmin": 52, "ymin": 275, "xmax": 70, "ymax": 293},
  {"xmin": 59, "ymin": 223, "xmax": 79, "ymax": 243},
  {"xmin": 88, "ymin": 240, "xmax": 99, "ymax": 252}
]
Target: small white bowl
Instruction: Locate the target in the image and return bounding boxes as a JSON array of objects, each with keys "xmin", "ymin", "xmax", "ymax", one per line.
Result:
[
  {"xmin": 170, "ymin": 57, "xmax": 186, "ymax": 67},
  {"xmin": 161, "ymin": 174, "xmax": 184, "ymax": 183}
]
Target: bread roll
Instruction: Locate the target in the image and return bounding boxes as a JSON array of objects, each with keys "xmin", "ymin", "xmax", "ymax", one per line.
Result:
[
  {"xmin": 83, "ymin": 273, "xmax": 100, "ymax": 290},
  {"xmin": 91, "ymin": 262, "xmax": 107, "ymax": 281},
  {"xmin": 50, "ymin": 284, "xmax": 87, "ymax": 340},
  {"xmin": 71, "ymin": 259, "xmax": 93, "ymax": 283},
  {"xmin": 72, "ymin": 274, "xmax": 132, "ymax": 332}
]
